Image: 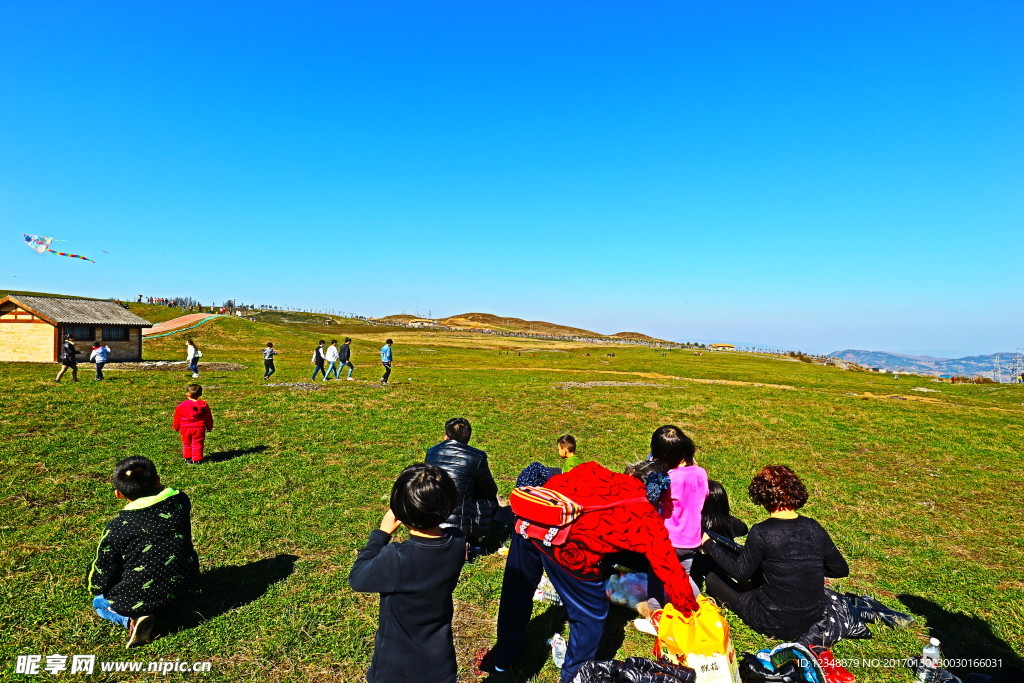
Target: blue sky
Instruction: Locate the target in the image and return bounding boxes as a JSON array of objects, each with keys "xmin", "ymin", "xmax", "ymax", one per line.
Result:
[{"xmin": 2, "ymin": 2, "xmax": 1021, "ymax": 357}]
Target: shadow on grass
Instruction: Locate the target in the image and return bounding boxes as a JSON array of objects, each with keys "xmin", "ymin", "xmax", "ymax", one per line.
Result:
[
  {"xmin": 203, "ymin": 445, "xmax": 269, "ymax": 463},
  {"xmin": 898, "ymin": 594, "xmax": 1023, "ymax": 682},
  {"xmin": 596, "ymin": 604, "xmax": 635, "ymax": 662},
  {"xmin": 487, "ymin": 602, "xmax": 567, "ymax": 682},
  {"xmin": 160, "ymin": 553, "xmax": 298, "ymax": 635},
  {"xmin": 485, "ymin": 602, "xmax": 636, "ymax": 681}
]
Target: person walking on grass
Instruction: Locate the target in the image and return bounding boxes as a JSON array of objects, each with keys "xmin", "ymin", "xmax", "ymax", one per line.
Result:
[
  {"xmin": 185, "ymin": 339, "xmax": 201, "ymax": 379},
  {"xmin": 339, "ymin": 337, "xmax": 355, "ymax": 380},
  {"xmin": 263, "ymin": 342, "xmax": 278, "ymax": 381},
  {"xmin": 55, "ymin": 334, "xmax": 80, "ymax": 383},
  {"xmin": 90, "ymin": 341, "xmax": 111, "ymax": 381},
  {"xmin": 88, "ymin": 456, "xmax": 199, "ymax": 648},
  {"xmin": 380, "ymin": 338, "xmax": 393, "ymax": 385},
  {"xmin": 311, "ymin": 340, "xmax": 327, "ymax": 380},
  {"xmin": 324, "ymin": 339, "xmax": 340, "ymax": 380}
]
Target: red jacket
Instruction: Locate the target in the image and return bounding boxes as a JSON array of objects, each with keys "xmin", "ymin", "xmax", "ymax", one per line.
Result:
[
  {"xmin": 172, "ymin": 399, "xmax": 213, "ymax": 431},
  {"xmin": 530, "ymin": 461, "xmax": 698, "ymax": 614}
]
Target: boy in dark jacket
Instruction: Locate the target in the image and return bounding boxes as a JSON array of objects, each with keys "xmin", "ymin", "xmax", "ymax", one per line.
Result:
[
  {"xmin": 172, "ymin": 384, "xmax": 214, "ymax": 464},
  {"xmin": 349, "ymin": 464, "xmax": 467, "ymax": 683},
  {"xmin": 87, "ymin": 456, "xmax": 200, "ymax": 647},
  {"xmin": 425, "ymin": 417, "xmax": 499, "ymax": 541}
]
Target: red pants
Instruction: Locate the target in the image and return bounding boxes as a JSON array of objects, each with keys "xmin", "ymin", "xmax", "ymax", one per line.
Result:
[{"xmin": 180, "ymin": 426, "xmax": 206, "ymax": 462}]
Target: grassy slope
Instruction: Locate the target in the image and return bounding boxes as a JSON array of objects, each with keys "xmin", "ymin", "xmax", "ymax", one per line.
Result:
[{"xmin": 0, "ymin": 316, "xmax": 1021, "ymax": 682}]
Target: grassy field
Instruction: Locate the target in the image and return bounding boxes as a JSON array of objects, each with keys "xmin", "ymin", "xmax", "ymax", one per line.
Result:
[{"xmin": 1, "ymin": 311, "xmax": 1021, "ymax": 682}]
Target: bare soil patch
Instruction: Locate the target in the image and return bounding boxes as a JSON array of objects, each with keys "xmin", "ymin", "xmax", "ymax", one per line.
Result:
[{"xmin": 116, "ymin": 361, "xmax": 246, "ymax": 372}]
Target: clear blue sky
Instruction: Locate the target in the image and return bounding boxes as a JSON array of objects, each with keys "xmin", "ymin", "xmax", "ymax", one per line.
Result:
[{"xmin": 2, "ymin": 2, "xmax": 1021, "ymax": 357}]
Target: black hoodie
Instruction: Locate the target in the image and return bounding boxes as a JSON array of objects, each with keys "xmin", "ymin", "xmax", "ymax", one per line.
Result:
[{"xmin": 87, "ymin": 488, "xmax": 200, "ymax": 617}]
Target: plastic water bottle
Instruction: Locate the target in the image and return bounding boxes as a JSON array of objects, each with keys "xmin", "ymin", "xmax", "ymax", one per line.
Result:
[
  {"xmin": 549, "ymin": 633, "xmax": 566, "ymax": 668},
  {"xmin": 918, "ymin": 638, "xmax": 942, "ymax": 682}
]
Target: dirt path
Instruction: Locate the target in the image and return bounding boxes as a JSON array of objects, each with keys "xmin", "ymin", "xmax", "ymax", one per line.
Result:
[{"xmin": 143, "ymin": 314, "xmax": 225, "ymax": 337}]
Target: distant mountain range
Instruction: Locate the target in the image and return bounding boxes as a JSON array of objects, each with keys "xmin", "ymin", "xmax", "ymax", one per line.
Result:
[{"xmin": 831, "ymin": 349, "xmax": 1023, "ymax": 379}]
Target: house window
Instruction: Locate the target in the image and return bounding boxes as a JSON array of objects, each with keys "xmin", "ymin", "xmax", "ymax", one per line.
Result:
[
  {"xmin": 102, "ymin": 327, "xmax": 128, "ymax": 341},
  {"xmin": 65, "ymin": 325, "xmax": 95, "ymax": 341}
]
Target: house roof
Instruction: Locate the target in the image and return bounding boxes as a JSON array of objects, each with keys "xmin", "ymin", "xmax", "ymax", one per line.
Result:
[{"xmin": 1, "ymin": 295, "xmax": 153, "ymax": 327}]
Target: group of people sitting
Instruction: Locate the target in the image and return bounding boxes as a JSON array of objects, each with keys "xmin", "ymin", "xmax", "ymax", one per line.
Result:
[{"xmin": 349, "ymin": 419, "xmax": 867, "ymax": 683}]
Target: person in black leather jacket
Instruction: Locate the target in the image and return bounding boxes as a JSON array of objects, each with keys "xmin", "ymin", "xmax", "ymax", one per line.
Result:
[{"xmin": 425, "ymin": 418, "xmax": 499, "ymax": 541}]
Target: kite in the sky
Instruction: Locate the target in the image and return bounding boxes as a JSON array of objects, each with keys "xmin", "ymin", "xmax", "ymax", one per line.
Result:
[{"xmin": 23, "ymin": 234, "xmax": 95, "ymax": 262}]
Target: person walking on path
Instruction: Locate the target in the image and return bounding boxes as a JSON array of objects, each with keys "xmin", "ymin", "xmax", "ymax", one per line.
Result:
[
  {"xmin": 311, "ymin": 340, "xmax": 327, "ymax": 381},
  {"xmin": 324, "ymin": 340, "xmax": 340, "ymax": 380},
  {"xmin": 339, "ymin": 337, "xmax": 355, "ymax": 380},
  {"xmin": 380, "ymin": 339, "xmax": 393, "ymax": 385},
  {"xmin": 56, "ymin": 334, "xmax": 80, "ymax": 383},
  {"xmin": 89, "ymin": 342, "xmax": 111, "ymax": 381},
  {"xmin": 263, "ymin": 342, "xmax": 278, "ymax": 381},
  {"xmin": 185, "ymin": 339, "xmax": 201, "ymax": 379}
]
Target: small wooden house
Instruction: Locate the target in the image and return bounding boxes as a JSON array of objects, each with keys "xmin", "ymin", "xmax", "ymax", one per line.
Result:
[
  {"xmin": 708, "ymin": 343, "xmax": 736, "ymax": 351},
  {"xmin": 0, "ymin": 295, "xmax": 152, "ymax": 363}
]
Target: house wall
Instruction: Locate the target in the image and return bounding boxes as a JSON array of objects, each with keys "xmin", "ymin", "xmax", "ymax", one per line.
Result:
[
  {"xmin": 0, "ymin": 303, "xmax": 59, "ymax": 362},
  {"xmin": 104, "ymin": 328, "xmax": 144, "ymax": 361},
  {"xmin": 55, "ymin": 325, "xmax": 145, "ymax": 362},
  {"xmin": 0, "ymin": 301, "xmax": 148, "ymax": 362}
]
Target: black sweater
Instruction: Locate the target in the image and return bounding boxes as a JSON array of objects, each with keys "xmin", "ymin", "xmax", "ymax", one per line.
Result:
[
  {"xmin": 349, "ymin": 529, "xmax": 467, "ymax": 683},
  {"xmin": 87, "ymin": 488, "xmax": 200, "ymax": 617},
  {"xmin": 702, "ymin": 515, "xmax": 848, "ymax": 640}
]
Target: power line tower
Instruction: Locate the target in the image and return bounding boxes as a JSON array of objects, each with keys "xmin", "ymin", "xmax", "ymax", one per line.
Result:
[
  {"xmin": 1011, "ymin": 348, "xmax": 1024, "ymax": 383},
  {"xmin": 992, "ymin": 353, "xmax": 1003, "ymax": 383}
]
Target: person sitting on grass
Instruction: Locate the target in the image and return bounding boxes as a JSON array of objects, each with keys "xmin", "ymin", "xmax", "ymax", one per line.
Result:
[
  {"xmin": 557, "ymin": 433, "xmax": 581, "ymax": 469},
  {"xmin": 87, "ymin": 456, "xmax": 199, "ymax": 648},
  {"xmin": 349, "ymin": 464, "xmax": 467, "ymax": 683},
  {"xmin": 700, "ymin": 465, "xmax": 849, "ymax": 642},
  {"xmin": 425, "ymin": 417, "xmax": 500, "ymax": 544},
  {"xmin": 687, "ymin": 480, "xmax": 748, "ymax": 591}
]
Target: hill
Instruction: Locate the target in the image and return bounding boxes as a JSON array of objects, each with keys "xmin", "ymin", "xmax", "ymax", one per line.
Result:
[
  {"xmin": 832, "ymin": 349, "xmax": 1021, "ymax": 379},
  {"xmin": 611, "ymin": 331, "xmax": 666, "ymax": 343},
  {"xmin": 379, "ymin": 312, "xmax": 673, "ymax": 343},
  {"xmin": 0, "ymin": 289, "xmax": 103, "ymax": 301},
  {"xmin": 439, "ymin": 312, "xmax": 603, "ymax": 337}
]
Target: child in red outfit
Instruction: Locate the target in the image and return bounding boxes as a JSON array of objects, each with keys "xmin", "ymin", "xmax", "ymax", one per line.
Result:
[{"xmin": 172, "ymin": 384, "xmax": 214, "ymax": 464}]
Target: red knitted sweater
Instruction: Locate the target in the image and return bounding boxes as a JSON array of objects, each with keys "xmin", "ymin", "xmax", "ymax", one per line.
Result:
[{"xmin": 530, "ymin": 461, "xmax": 698, "ymax": 614}]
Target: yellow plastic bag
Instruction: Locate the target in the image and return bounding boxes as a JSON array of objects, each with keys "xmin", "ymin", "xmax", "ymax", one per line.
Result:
[{"xmin": 655, "ymin": 596, "xmax": 740, "ymax": 683}]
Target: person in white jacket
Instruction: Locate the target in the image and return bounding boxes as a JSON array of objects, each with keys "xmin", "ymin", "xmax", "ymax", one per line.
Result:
[
  {"xmin": 89, "ymin": 342, "xmax": 112, "ymax": 381},
  {"xmin": 324, "ymin": 340, "xmax": 341, "ymax": 380},
  {"xmin": 186, "ymin": 339, "xmax": 201, "ymax": 378}
]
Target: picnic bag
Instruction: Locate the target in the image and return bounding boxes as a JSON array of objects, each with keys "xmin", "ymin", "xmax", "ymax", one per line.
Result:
[
  {"xmin": 655, "ymin": 596, "xmax": 740, "ymax": 683},
  {"xmin": 510, "ymin": 485, "xmax": 646, "ymax": 547},
  {"xmin": 511, "ymin": 486, "xmax": 582, "ymax": 546}
]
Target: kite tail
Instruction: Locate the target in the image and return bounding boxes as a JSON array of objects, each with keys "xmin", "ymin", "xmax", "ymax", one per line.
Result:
[{"xmin": 46, "ymin": 249, "xmax": 95, "ymax": 263}]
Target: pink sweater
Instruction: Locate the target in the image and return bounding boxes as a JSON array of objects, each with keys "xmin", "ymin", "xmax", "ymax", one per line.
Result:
[{"xmin": 661, "ymin": 465, "xmax": 709, "ymax": 549}]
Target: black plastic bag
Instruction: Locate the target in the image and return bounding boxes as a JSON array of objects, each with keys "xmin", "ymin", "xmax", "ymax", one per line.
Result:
[
  {"xmin": 798, "ymin": 588, "xmax": 872, "ymax": 648},
  {"xmin": 570, "ymin": 656, "xmax": 696, "ymax": 683}
]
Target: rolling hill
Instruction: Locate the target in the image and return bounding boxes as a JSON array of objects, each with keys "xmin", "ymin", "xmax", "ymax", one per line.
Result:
[{"xmin": 379, "ymin": 311, "xmax": 674, "ymax": 343}]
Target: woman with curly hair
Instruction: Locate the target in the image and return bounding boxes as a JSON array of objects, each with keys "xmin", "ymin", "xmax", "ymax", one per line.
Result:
[{"xmin": 700, "ymin": 465, "xmax": 849, "ymax": 641}]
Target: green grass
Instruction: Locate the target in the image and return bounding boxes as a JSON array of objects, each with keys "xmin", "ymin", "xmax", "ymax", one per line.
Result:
[{"xmin": 1, "ymin": 315, "xmax": 1021, "ymax": 681}]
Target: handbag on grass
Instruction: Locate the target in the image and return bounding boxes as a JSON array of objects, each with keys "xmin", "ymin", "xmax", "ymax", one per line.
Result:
[{"xmin": 655, "ymin": 595, "xmax": 740, "ymax": 683}]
